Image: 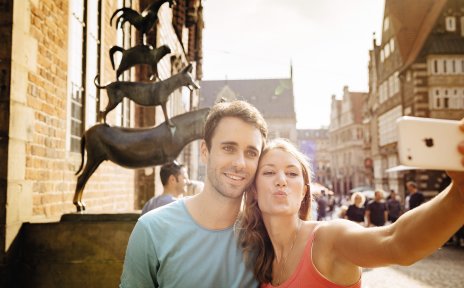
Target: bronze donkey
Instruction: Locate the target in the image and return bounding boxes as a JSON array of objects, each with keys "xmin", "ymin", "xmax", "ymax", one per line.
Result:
[
  {"xmin": 109, "ymin": 44, "xmax": 171, "ymax": 80},
  {"xmin": 73, "ymin": 107, "xmax": 210, "ymax": 212},
  {"xmin": 95, "ymin": 63, "xmax": 199, "ymax": 126}
]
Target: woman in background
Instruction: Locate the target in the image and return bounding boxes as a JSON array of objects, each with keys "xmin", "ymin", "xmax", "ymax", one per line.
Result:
[{"xmin": 345, "ymin": 192, "xmax": 366, "ymax": 226}]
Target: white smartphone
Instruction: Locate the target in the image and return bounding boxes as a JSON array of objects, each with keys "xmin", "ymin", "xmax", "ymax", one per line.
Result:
[{"xmin": 397, "ymin": 116, "xmax": 464, "ymax": 171}]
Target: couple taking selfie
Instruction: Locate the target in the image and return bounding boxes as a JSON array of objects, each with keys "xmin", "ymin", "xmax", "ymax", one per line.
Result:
[{"xmin": 120, "ymin": 100, "xmax": 464, "ymax": 288}]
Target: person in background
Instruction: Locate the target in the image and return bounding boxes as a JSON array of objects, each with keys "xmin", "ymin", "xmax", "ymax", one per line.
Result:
[
  {"xmin": 141, "ymin": 161, "xmax": 189, "ymax": 215},
  {"xmin": 316, "ymin": 190, "xmax": 328, "ymax": 221},
  {"xmin": 120, "ymin": 100, "xmax": 268, "ymax": 288},
  {"xmin": 406, "ymin": 181, "xmax": 425, "ymax": 210},
  {"xmin": 345, "ymin": 192, "xmax": 366, "ymax": 226},
  {"xmin": 238, "ymin": 135, "xmax": 464, "ymax": 287},
  {"xmin": 365, "ymin": 190, "xmax": 388, "ymax": 227},
  {"xmin": 387, "ymin": 189, "xmax": 402, "ymax": 223}
]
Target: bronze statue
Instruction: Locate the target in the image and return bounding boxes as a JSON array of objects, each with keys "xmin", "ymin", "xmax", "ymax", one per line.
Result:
[
  {"xmin": 111, "ymin": 0, "xmax": 175, "ymax": 44},
  {"xmin": 96, "ymin": 63, "xmax": 199, "ymax": 126},
  {"xmin": 73, "ymin": 107, "xmax": 210, "ymax": 212},
  {"xmin": 109, "ymin": 44, "xmax": 171, "ymax": 80}
]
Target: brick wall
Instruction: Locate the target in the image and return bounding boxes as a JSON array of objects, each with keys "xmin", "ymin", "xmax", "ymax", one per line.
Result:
[{"xmin": 20, "ymin": 0, "xmax": 135, "ymax": 220}]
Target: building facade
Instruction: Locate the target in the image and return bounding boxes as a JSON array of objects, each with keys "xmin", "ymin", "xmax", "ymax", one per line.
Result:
[
  {"xmin": 297, "ymin": 129, "xmax": 331, "ymax": 189},
  {"xmin": 366, "ymin": 0, "xmax": 464, "ymax": 200},
  {"xmin": 0, "ymin": 0, "xmax": 204, "ymax": 282},
  {"xmin": 328, "ymin": 86, "xmax": 369, "ymax": 196}
]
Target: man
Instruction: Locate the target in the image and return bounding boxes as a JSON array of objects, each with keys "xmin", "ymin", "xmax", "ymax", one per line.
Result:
[
  {"xmin": 365, "ymin": 190, "xmax": 388, "ymax": 227},
  {"xmin": 316, "ymin": 190, "xmax": 328, "ymax": 221},
  {"xmin": 120, "ymin": 100, "xmax": 268, "ymax": 287},
  {"xmin": 140, "ymin": 161, "xmax": 189, "ymax": 215},
  {"xmin": 387, "ymin": 189, "xmax": 402, "ymax": 223},
  {"xmin": 406, "ymin": 181, "xmax": 425, "ymax": 210}
]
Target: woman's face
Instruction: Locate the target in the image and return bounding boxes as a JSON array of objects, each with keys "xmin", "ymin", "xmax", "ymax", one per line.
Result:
[{"xmin": 255, "ymin": 148, "xmax": 307, "ymax": 217}]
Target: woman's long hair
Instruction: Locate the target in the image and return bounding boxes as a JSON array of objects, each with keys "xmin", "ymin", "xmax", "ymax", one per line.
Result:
[{"xmin": 236, "ymin": 138, "xmax": 313, "ymax": 284}]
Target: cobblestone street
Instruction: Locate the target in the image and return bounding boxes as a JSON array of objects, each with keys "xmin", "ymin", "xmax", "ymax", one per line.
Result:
[{"xmin": 362, "ymin": 246, "xmax": 464, "ymax": 288}]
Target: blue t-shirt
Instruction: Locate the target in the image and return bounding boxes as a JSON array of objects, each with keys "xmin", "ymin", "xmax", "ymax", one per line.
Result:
[{"xmin": 120, "ymin": 199, "xmax": 257, "ymax": 288}]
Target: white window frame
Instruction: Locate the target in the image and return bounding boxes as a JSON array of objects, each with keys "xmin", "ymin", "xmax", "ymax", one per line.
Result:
[{"xmin": 446, "ymin": 16, "xmax": 456, "ymax": 32}]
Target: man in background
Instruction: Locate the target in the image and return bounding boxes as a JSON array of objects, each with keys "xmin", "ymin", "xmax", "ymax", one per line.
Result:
[
  {"xmin": 141, "ymin": 161, "xmax": 189, "ymax": 215},
  {"xmin": 365, "ymin": 190, "xmax": 388, "ymax": 227},
  {"xmin": 406, "ymin": 181, "xmax": 425, "ymax": 210},
  {"xmin": 387, "ymin": 189, "xmax": 402, "ymax": 223}
]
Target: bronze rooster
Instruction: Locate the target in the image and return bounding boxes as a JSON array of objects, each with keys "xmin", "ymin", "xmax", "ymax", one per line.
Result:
[{"xmin": 110, "ymin": 0, "xmax": 175, "ymax": 43}]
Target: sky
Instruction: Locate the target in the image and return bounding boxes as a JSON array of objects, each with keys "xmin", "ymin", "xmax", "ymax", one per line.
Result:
[{"xmin": 201, "ymin": 0, "xmax": 385, "ymax": 129}]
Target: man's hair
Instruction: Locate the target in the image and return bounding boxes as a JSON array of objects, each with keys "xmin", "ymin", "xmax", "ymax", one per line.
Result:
[
  {"xmin": 406, "ymin": 181, "xmax": 417, "ymax": 189},
  {"xmin": 203, "ymin": 100, "xmax": 268, "ymax": 150},
  {"xmin": 160, "ymin": 161, "xmax": 185, "ymax": 186}
]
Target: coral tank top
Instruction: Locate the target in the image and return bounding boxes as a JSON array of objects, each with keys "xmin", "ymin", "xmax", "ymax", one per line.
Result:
[{"xmin": 260, "ymin": 227, "xmax": 362, "ymax": 288}]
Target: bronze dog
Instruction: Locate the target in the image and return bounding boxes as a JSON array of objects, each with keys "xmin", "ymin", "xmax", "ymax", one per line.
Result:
[
  {"xmin": 73, "ymin": 107, "xmax": 210, "ymax": 212},
  {"xmin": 109, "ymin": 44, "xmax": 171, "ymax": 80},
  {"xmin": 95, "ymin": 63, "xmax": 199, "ymax": 126}
]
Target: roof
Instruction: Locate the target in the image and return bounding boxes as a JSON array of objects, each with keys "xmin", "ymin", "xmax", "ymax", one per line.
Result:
[
  {"xmin": 422, "ymin": 34, "xmax": 464, "ymax": 55},
  {"xmin": 385, "ymin": 0, "xmax": 444, "ymax": 63},
  {"xmin": 199, "ymin": 78, "xmax": 296, "ymax": 119},
  {"xmin": 385, "ymin": 0, "xmax": 448, "ymax": 71}
]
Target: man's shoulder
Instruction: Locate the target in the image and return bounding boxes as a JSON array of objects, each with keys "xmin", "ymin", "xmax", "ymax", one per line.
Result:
[{"xmin": 140, "ymin": 199, "xmax": 186, "ymax": 223}]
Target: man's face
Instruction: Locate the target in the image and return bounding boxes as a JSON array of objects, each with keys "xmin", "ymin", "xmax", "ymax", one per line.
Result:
[{"xmin": 201, "ymin": 117, "xmax": 263, "ymax": 200}]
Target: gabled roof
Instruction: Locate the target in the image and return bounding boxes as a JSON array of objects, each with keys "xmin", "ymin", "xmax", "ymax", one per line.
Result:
[
  {"xmin": 199, "ymin": 79, "xmax": 296, "ymax": 118},
  {"xmin": 385, "ymin": 0, "xmax": 448, "ymax": 71}
]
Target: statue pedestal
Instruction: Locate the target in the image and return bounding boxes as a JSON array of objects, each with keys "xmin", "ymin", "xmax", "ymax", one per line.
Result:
[
  {"xmin": 15, "ymin": 212, "xmax": 140, "ymax": 287},
  {"xmin": 60, "ymin": 212, "xmax": 140, "ymax": 222}
]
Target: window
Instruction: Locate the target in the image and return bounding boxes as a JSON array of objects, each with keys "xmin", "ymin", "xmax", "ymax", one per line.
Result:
[
  {"xmin": 446, "ymin": 16, "xmax": 456, "ymax": 31},
  {"xmin": 115, "ymin": 0, "xmax": 132, "ymax": 128},
  {"xmin": 430, "ymin": 87, "xmax": 464, "ymax": 109},
  {"xmin": 68, "ymin": 0, "xmax": 85, "ymax": 152},
  {"xmin": 67, "ymin": 0, "xmax": 103, "ymax": 152},
  {"xmin": 385, "ymin": 43, "xmax": 390, "ymax": 58},
  {"xmin": 389, "ymin": 38, "xmax": 395, "ymax": 53},
  {"xmin": 461, "ymin": 17, "xmax": 464, "ymax": 37},
  {"xmin": 383, "ymin": 17, "xmax": 390, "ymax": 32},
  {"xmin": 444, "ymin": 97, "xmax": 449, "ymax": 108}
]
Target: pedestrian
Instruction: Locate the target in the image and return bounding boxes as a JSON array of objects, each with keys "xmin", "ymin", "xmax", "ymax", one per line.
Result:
[
  {"xmin": 387, "ymin": 189, "xmax": 402, "ymax": 223},
  {"xmin": 237, "ymin": 135, "xmax": 464, "ymax": 287},
  {"xmin": 140, "ymin": 161, "xmax": 189, "ymax": 215},
  {"xmin": 365, "ymin": 190, "xmax": 388, "ymax": 227},
  {"xmin": 345, "ymin": 192, "xmax": 366, "ymax": 226},
  {"xmin": 120, "ymin": 100, "xmax": 268, "ymax": 287},
  {"xmin": 406, "ymin": 181, "xmax": 425, "ymax": 210},
  {"xmin": 316, "ymin": 190, "xmax": 328, "ymax": 221}
]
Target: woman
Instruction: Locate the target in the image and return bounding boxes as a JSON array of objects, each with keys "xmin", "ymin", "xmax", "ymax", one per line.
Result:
[
  {"xmin": 345, "ymin": 192, "xmax": 366, "ymax": 225},
  {"xmin": 237, "ymin": 138, "xmax": 464, "ymax": 287}
]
